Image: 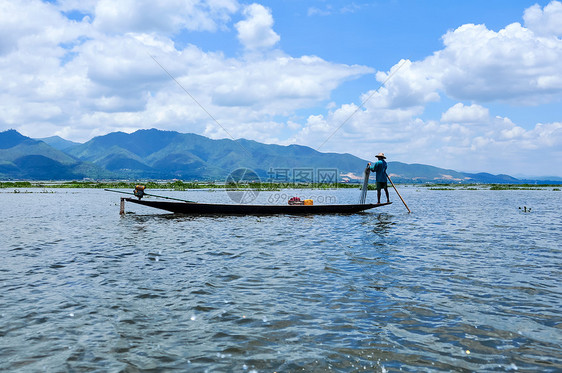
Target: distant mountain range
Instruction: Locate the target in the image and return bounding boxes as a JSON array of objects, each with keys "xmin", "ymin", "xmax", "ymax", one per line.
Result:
[{"xmin": 0, "ymin": 128, "xmax": 559, "ymax": 183}]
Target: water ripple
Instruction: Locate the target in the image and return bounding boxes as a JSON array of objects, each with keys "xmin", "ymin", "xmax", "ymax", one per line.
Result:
[{"xmin": 0, "ymin": 188, "xmax": 560, "ymax": 371}]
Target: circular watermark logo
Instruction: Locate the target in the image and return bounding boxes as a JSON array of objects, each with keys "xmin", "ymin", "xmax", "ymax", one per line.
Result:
[{"xmin": 226, "ymin": 168, "xmax": 261, "ymax": 204}]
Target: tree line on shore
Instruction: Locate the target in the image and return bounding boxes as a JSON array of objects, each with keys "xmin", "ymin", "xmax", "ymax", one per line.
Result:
[{"xmin": 0, "ymin": 180, "xmax": 559, "ymax": 191}]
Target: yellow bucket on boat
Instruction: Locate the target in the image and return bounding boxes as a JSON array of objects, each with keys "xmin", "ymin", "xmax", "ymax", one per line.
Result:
[{"xmin": 304, "ymin": 199, "xmax": 313, "ymax": 205}]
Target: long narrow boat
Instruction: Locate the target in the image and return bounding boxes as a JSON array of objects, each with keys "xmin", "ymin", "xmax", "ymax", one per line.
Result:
[{"xmin": 123, "ymin": 197, "xmax": 391, "ymax": 215}]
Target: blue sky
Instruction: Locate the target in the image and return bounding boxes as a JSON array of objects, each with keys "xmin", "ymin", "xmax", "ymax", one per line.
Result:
[{"xmin": 1, "ymin": 0, "xmax": 561, "ymax": 177}]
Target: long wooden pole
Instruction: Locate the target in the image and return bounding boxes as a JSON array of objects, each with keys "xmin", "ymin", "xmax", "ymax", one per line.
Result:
[
  {"xmin": 386, "ymin": 173, "xmax": 411, "ymax": 213},
  {"xmin": 104, "ymin": 189, "xmax": 195, "ymax": 203}
]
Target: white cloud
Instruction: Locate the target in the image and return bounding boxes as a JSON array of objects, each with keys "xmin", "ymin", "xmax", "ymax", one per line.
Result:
[
  {"xmin": 364, "ymin": 23, "xmax": 555, "ymax": 110},
  {"xmin": 307, "ymin": 3, "xmax": 363, "ymax": 16},
  {"xmin": 0, "ymin": 0, "xmax": 83, "ymax": 56},
  {"xmin": 1, "ymin": 0, "xmax": 561, "ymax": 177},
  {"xmin": 373, "ymin": 59, "xmax": 441, "ymax": 108},
  {"xmin": 440, "ymin": 103, "xmax": 489, "ymax": 124},
  {"xmin": 307, "ymin": 7, "xmax": 331, "ymax": 17},
  {"xmin": 525, "ymin": 121, "xmax": 562, "ymax": 147},
  {"xmin": 294, "ymin": 93, "xmax": 562, "ymax": 175},
  {"xmin": 292, "ymin": 1, "xmax": 562, "ymax": 176},
  {"xmin": 436, "ymin": 22, "xmax": 562, "ymax": 104},
  {"xmin": 92, "ymin": 0, "xmax": 239, "ymax": 34},
  {"xmin": 235, "ymin": 3, "xmax": 280, "ymax": 50},
  {"xmin": 210, "ymin": 55, "xmax": 371, "ymax": 108},
  {"xmin": 0, "ymin": 0, "xmax": 371, "ymax": 142},
  {"xmin": 500, "ymin": 123, "xmax": 526, "ymax": 140},
  {"xmin": 523, "ymin": 0, "xmax": 562, "ymax": 36},
  {"xmin": 361, "ymin": 10, "xmax": 562, "ymax": 111}
]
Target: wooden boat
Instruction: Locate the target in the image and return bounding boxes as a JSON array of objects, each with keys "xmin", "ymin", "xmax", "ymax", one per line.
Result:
[{"xmin": 123, "ymin": 197, "xmax": 391, "ymax": 215}]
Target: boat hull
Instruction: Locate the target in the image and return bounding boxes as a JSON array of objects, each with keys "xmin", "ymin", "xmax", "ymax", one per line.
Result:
[{"xmin": 124, "ymin": 198, "xmax": 390, "ymax": 215}]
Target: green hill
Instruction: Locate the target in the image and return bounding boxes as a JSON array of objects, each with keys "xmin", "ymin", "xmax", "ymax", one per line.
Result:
[
  {"xmin": 37, "ymin": 136, "xmax": 82, "ymax": 152},
  {"xmin": 64, "ymin": 129, "xmax": 368, "ymax": 180},
  {"xmin": 0, "ymin": 128, "xmax": 548, "ymax": 183},
  {"xmin": 0, "ymin": 130, "xmax": 113, "ymax": 180}
]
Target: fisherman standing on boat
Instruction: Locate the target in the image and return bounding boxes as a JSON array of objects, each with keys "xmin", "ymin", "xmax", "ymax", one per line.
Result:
[{"xmin": 368, "ymin": 153, "xmax": 390, "ymax": 204}]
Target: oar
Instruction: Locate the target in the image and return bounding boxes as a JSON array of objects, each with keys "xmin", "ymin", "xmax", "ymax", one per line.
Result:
[
  {"xmin": 385, "ymin": 173, "xmax": 411, "ymax": 213},
  {"xmin": 104, "ymin": 189, "xmax": 195, "ymax": 203}
]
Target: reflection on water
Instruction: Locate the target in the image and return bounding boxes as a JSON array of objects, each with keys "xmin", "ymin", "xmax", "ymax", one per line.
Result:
[{"xmin": 0, "ymin": 188, "xmax": 561, "ymax": 371}]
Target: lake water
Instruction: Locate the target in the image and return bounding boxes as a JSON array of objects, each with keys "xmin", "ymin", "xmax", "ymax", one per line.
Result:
[{"xmin": 1, "ymin": 187, "xmax": 561, "ymax": 372}]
